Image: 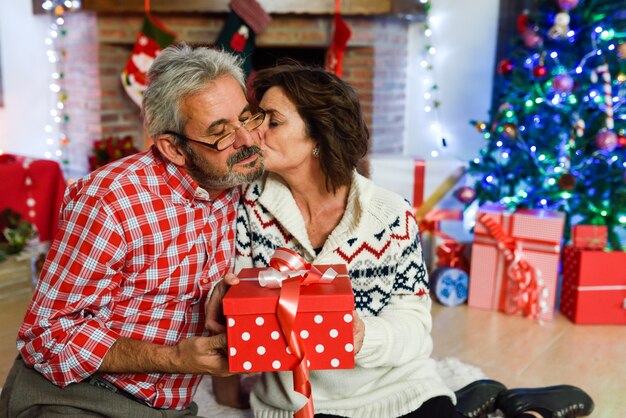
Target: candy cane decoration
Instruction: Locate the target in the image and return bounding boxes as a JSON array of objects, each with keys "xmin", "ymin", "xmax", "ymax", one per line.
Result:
[
  {"xmin": 574, "ymin": 116, "xmax": 585, "ymax": 138},
  {"xmin": 568, "ymin": 115, "xmax": 585, "ymax": 148},
  {"xmin": 564, "ymin": 115, "xmax": 584, "ymax": 171},
  {"xmin": 590, "ymin": 64, "xmax": 614, "ymax": 130}
]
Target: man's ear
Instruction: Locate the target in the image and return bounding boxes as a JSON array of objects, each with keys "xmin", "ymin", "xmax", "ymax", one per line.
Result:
[{"xmin": 155, "ymin": 134, "xmax": 186, "ymax": 167}]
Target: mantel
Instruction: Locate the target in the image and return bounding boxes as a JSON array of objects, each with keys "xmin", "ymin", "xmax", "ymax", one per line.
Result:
[{"xmin": 75, "ymin": 0, "xmax": 423, "ymax": 16}]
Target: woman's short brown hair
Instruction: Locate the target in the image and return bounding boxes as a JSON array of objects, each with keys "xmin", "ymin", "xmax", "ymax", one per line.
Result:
[{"xmin": 252, "ymin": 64, "xmax": 369, "ymax": 192}]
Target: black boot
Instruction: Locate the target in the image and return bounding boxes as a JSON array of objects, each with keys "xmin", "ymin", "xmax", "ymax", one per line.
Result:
[
  {"xmin": 455, "ymin": 379, "xmax": 507, "ymax": 417},
  {"xmin": 496, "ymin": 384, "xmax": 594, "ymax": 417}
]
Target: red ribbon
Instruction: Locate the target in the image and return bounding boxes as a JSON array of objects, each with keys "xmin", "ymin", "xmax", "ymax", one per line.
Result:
[
  {"xmin": 418, "ymin": 209, "xmax": 463, "ymax": 235},
  {"xmin": 419, "ymin": 209, "xmax": 469, "ymax": 272},
  {"xmin": 413, "ymin": 160, "xmax": 426, "ymax": 208},
  {"xmin": 436, "ymin": 242, "xmax": 469, "ymax": 272},
  {"xmin": 478, "ymin": 213, "xmax": 545, "ymax": 319},
  {"xmin": 259, "ymin": 247, "xmax": 337, "ymax": 418}
]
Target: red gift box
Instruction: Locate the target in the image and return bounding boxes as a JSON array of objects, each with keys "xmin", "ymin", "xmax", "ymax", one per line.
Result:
[
  {"xmin": 560, "ymin": 246, "xmax": 626, "ymax": 324},
  {"xmin": 468, "ymin": 204, "xmax": 565, "ymax": 321},
  {"xmin": 571, "ymin": 225, "xmax": 608, "ymax": 249},
  {"xmin": 223, "ymin": 264, "xmax": 355, "ymax": 373}
]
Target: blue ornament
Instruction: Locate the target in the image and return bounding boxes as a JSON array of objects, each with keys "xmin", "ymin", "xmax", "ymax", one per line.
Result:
[{"xmin": 431, "ymin": 267, "xmax": 469, "ymax": 307}]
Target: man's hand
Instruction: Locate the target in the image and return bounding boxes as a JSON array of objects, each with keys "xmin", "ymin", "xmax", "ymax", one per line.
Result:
[
  {"xmin": 205, "ymin": 273, "xmax": 240, "ymax": 333},
  {"xmin": 352, "ymin": 310, "xmax": 365, "ymax": 354},
  {"xmin": 99, "ymin": 334, "xmax": 232, "ymax": 376},
  {"xmin": 173, "ymin": 334, "xmax": 232, "ymax": 377}
]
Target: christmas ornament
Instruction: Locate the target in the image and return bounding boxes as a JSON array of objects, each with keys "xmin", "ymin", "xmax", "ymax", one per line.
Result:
[
  {"xmin": 215, "ymin": 0, "xmax": 272, "ymax": 76},
  {"xmin": 454, "ymin": 186, "xmax": 477, "ymax": 204},
  {"xmin": 618, "ymin": 42, "xmax": 626, "ymax": 60},
  {"xmin": 516, "ymin": 12, "xmax": 529, "ymax": 35},
  {"xmin": 325, "ymin": 0, "xmax": 352, "ymax": 78},
  {"xmin": 475, "ymin": 122, "xmax": 487, "ymax": 133},
  {"xmin": 548, "ymin": 12, "xmax": 570, "ymax": 39},
  {"xmin": 558, "ymin": 0, "xmax": 579, "ymax": 10},
  {"xmin": 558, "ymin": 173, "xmax": 576, "ymax": 191},
  {"xmin": 523, "ymin": 30, "xmax": 544, "ymax": 48},
  {"xmin": 552, "ymin": 74, "xmax": 574, "ymax": 93},
  {"xmin": 533, "ymin": 65, "xmax": 547, "ymax": 78},
  {"xmin": 595, "ymin": 130, "xmax": 618, "ymax": 152},
  {"xmin": 498, "ymin": 102, "xmax": 514, "ymax": 113},
  {"xmin": 121, "ymin": 15, "xmax": 176, "ymax": 107},
  {"xmin": 618, "ymin": 134, "xmax": 626, "ymax": 147},
  {"xmin": 498, "ymin": 59, "xmax": 513, "ymax": 75},
  {"xmin": 502, "ymin": 123, "xmax": 518, "ymax": 139}
]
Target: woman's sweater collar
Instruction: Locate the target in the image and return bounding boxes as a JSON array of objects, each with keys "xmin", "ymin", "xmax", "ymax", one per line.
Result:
[{"xmin": 255, "ymin": 171, "xmax": 372, "ymax": 259}]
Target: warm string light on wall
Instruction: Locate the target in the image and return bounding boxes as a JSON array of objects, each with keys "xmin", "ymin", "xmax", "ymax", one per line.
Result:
[
  {"xmin": 40, "ymin": 0, "xmax": 80, "ymax": 169},
  {"xmin": 417, "ymin": 0, "xmax": 446, "ymax": 158}
]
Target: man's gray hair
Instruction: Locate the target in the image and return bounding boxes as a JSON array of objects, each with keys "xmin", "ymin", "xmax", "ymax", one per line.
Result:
[{"xmin": 142, "ymin": 43, "xmax": 245, "ymax": 139}]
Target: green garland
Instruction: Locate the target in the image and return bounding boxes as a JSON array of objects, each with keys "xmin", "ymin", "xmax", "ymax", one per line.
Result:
[{"xmin": 0, "ymin": 209, "xmax": 38, "ymax": 262}]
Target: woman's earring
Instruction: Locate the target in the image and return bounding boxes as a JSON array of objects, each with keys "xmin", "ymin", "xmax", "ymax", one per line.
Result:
[{"xmin": 312, "ymin": 146, "xmax": 320, "ymax": 158}]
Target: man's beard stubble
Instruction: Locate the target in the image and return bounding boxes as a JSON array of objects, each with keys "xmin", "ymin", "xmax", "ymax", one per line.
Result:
[{"xmin": 183, "ymin": 145, "xmax": 264, "ymax": 191}]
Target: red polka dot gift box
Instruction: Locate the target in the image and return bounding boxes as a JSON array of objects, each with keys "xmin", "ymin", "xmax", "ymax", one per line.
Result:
[
  {"xmin": 560, "ymin": 246, "xmax": 626, "ymax": 325},
  {"xmin": 223, "ymin": 264, "xmax": 356, "ymax": 373}
]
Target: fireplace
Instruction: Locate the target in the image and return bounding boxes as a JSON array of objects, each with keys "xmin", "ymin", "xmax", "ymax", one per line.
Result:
[{"xmin": 61, "ymin": 9, "xmax": 416, "ymax": 174}]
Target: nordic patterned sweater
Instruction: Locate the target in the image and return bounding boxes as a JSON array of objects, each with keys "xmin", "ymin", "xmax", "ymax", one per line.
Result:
[{"xmin": 235, "ymin": 172, "xmax": 455, "ymax": 418}]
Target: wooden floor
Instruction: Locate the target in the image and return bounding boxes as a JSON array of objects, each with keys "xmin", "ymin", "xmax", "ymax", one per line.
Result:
[
  {"xmin": 431, "ymin": 303, "xmax": 625, "ymax": 418},
  {"xmin": 1, "ymin": 291, "xmax": 623, "ymax": 417}
]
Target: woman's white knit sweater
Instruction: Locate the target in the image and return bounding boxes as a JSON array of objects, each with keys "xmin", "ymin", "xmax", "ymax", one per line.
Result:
[{"xmin": 235, "ymin": 172, "xmax": 455, "ymax": 418}]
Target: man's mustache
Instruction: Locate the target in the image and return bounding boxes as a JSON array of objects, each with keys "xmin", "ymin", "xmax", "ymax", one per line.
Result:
[{"xmin": 227, "ymin": 145, "xmax": 262, "ymax": 168}]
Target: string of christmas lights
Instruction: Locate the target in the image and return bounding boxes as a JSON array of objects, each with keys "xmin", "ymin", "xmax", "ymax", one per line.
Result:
[
  {"xmin": 40, "ymin": 0, "xmax": 80, "ymax": 169},
  {"xmin": 415, "ymin": 0, "xmax": 447, "ymax": 158}
]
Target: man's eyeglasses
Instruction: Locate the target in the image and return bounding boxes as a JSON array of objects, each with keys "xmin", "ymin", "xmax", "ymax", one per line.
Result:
[{"xmin": 164, "ymin": 109, "xmax": 266, "ymax": 152}]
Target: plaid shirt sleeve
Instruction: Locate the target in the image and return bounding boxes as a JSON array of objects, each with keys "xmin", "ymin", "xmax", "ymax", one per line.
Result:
[{"xmin": 18, "ymin": 192, "xmax": 127, "ymax": 387}]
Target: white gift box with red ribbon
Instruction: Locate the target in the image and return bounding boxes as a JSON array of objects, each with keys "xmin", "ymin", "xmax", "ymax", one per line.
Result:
[{"xmin": 468, "ymin": 204, "xmax": 565, "ymax": 321}]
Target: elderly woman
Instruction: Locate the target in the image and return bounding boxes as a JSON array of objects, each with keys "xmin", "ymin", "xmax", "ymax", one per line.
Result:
[
  {"xmin": 234, "ymin": 65, "xmax": 456, "ymax": 418},
  {"xmin": 220, "ymin": 65, "xmax": 594, "ymax": 418}
]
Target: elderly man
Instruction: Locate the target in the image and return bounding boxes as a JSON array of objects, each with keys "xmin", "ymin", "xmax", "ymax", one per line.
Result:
[{"xmin": 0, "ymin": 44, "xmax": 264, "ymax": 418}]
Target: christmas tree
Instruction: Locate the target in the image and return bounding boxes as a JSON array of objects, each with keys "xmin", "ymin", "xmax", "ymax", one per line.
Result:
[{"xmin": 465, "ymin": 0, "xmax": 626, "ymax": 248}]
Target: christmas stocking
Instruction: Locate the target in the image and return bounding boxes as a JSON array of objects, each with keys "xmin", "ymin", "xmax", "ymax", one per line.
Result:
[
  {"xmin": 325, "ymin": 2, "xmax": 351, "ymax": 77},
  {"xmin": 121, "ymin": 15, "xmax": 176, "ymax": 107},
  {"xmin": 214, "ymin": 0, "xmax": 272, "ymax": 77}
]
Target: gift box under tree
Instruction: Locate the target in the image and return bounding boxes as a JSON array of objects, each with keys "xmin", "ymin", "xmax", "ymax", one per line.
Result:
[
  {"xmin": 560, "ymin": 244, "xmax": 626, "ymax": 325},
  {"xmin": 223, "ymin": 263, "xmax": 355, "ymax": 373},
  {"xmin": 468, "ymin": 204, "xmax": 565, "ymax": 321}
]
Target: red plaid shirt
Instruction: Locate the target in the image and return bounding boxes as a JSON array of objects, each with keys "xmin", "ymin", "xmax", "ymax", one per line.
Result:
[{"xmin": 17, "ymin": 146, "xmax": 239, "ymax": 410}]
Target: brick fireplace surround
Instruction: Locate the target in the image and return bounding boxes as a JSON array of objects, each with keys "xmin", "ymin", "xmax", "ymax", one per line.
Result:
[{"xmin": 62, "ymin": 9, "xmax": 413, "ymax": 174}]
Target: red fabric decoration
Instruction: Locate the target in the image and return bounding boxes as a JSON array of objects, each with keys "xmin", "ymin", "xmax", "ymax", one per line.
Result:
[{"xmin": 325, "ymin": 0, "xmax": 352, "ymax": 77}]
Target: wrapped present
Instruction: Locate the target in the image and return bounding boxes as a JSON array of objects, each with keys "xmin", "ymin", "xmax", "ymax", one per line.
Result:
[
  {"xmin": 560, "ymin": 246, "xmax": 626, "ymax": 324},
  {"xmin": 419, "ymin": 209, "xmax": 472, "ymax": 306},
  {"xmin": 468, "ymin": 204, "xmax": 565, "ymax": 321},
  {"xmin": 419, "ymin": 209, "xmax": 471, "ymax": 271},
  {"xmin": 224, "ymin": 264, "xmax": 354, "ymax": 373},
  {"xmin": 224, "ymin": 248, "xmax": 355, "ymax": 418},
  {"xmin": 571, "ymin": 225, "xmax": 608, "ymax": 249},
  {"xmin": 368, "ymin": 156, "xmax": 467, "ymax": 213}
]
